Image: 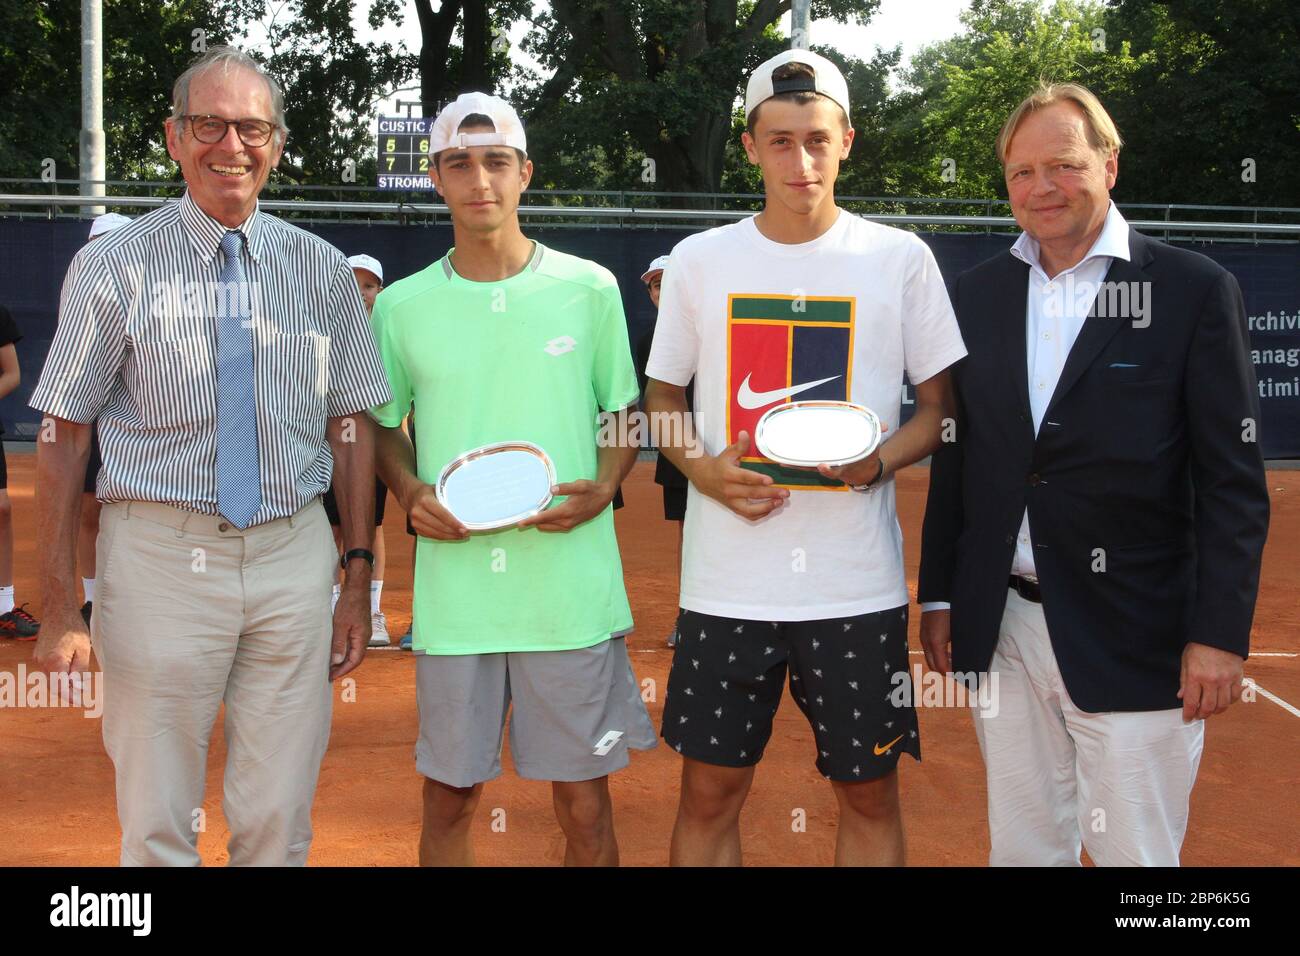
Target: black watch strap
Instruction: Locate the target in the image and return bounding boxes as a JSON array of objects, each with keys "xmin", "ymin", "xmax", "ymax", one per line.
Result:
[{"xmin": 340, "ymin": 548, "xmax": 375, "ymax": 570}]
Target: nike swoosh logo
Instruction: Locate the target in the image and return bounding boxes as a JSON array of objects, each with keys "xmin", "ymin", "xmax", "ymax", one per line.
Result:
[
  {"xmin": 736, "ymin": 373, "xmax": 841, "ymax": 410},
  {"xmin": 874, "ymin": 734, "xmax": 904, "ymax": 756}
]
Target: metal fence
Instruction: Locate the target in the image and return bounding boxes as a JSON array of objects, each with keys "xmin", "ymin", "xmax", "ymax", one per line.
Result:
[{"xmin": 3, "ymin": 178, "xmax": 1298, "ymax": 243}]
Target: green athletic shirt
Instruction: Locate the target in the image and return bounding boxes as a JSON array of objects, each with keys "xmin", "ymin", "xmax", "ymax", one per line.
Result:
[{"xmin": 368, "ymin": 242, "xmax": 639, "ymax": 654}]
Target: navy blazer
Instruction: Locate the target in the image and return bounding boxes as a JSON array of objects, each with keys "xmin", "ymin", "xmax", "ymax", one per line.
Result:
[{"xmin": 918, "ymin": 228, "xmax": 1269, "ymax": 712}]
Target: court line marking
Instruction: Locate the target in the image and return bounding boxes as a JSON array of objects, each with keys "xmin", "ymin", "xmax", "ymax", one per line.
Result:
[
  {"xmin": 1246, "ymin": 679, "xmax": 1300, "ymax": 720},
  {"xmin": 906, "ymin": 649, "xmax": 1297, "ymax": 657}
]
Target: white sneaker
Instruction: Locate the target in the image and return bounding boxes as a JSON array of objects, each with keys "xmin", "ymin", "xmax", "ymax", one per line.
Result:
[{"xmin": 369, "ymin": 612, "xmax": 391, "ymax": 647}]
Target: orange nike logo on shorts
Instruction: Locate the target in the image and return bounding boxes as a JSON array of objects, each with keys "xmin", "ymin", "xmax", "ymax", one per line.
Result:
[{"xmin": 874, "ymin": 734, "xmax": 903, "ymax": 755}]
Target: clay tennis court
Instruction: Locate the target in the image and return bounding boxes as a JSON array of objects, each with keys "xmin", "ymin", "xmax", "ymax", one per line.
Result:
[{"xmin": 2, "ymin": 451, "xmax": 1297, "ymax": 866}]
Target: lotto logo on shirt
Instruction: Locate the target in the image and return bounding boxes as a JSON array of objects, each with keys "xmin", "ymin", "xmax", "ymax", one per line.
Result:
[{"xmin": 727, "ymin": 293, "xmax": 855, "ymax": 490}]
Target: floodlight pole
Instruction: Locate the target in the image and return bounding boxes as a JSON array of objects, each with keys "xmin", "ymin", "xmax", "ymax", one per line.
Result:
[
  {"xmin": 791, "ymin": 0, "xmax": 812, "ymax": 48},
  {"xmin": 80, "ymin": 0, "xmax": 106, "ymax": 215}
]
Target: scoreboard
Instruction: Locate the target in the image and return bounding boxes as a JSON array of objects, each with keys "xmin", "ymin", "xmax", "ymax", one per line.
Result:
[{"xmin": 376, "ymin": 116, "xmax": 437, "ymax": 190}]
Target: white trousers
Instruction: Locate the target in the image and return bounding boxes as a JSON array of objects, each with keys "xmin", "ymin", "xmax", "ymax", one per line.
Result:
[{"xmin": 972, "ymin": 588, "xmax": 1204, "ymax": 866}]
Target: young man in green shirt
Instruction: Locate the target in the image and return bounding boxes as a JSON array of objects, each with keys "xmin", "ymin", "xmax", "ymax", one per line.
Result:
[{"xmin": 370, "ymin": 92, "xmax": 655, "ymax": 867}]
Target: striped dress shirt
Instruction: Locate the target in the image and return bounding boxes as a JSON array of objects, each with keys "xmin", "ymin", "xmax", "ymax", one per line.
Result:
[{"xmin": 30, "ymin": 191, "xmax": 393, "ymax": 525}]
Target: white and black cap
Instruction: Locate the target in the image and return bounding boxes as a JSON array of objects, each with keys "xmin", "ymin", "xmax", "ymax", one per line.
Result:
[
  {"xmin": 428, "ymin": 92, "xmax": 527, "ymax": 159},
  {"xmin": 744, "ymin": 49, "xmax": 851, "ymax": 122}
]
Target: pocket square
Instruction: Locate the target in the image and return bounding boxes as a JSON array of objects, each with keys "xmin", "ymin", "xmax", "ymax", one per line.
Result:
[{"xmin": 1108, "ymin": 362, "xmax": 1140, "ymax": 368}]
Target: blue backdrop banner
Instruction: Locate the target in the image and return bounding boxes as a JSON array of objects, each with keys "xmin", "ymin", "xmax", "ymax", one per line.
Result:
[{"xmin": 2, "ymin": 216, "xmax": 1296, "ymax": 457}]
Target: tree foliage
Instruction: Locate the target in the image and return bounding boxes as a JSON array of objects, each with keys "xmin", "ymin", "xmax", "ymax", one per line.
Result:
[
  {"xmin": 0, "ymin": 0, "xmax": 240, "ymax": 180},
  {"xmin": 2, "ymin": 0, "xmax": 1296, "ymax": 206},
  {"xmin": 245, "ymin": 0, "xmax": 415, "ymax": 184},
  {"xmin": 516, "ymin": 1, "xmax": 884, "ymax": 194}
]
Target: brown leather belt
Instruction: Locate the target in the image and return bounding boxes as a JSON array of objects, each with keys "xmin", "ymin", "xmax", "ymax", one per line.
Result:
[{"xmin": 1008, "ymin": 575, "xmax": 1042, "ymax": 603}]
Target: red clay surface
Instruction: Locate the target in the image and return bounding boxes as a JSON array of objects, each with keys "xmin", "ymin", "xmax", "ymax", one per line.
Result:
[{"xmin": 1, "ymin": 453, "xmax": 1297, "ymax": 866}]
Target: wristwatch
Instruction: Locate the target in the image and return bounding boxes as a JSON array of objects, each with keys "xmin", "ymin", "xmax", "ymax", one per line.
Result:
[
  {"xmin": 849, "ymin": 458, "xmax": 886, "ymax": 494},
  {"xmin": 340, "ymin": 548, "xmax": 375, "ymax": 570}
]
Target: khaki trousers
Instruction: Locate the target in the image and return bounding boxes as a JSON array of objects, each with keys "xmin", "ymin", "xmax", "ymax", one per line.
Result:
[{"xmin": 91, "ymin": 499, "xmax": 335, "ymax": 866}]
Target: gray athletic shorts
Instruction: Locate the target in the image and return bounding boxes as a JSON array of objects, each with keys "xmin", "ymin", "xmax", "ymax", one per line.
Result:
[{"xmin": 415, "ymin": 637, "xmax": 658, "ymax": 787}]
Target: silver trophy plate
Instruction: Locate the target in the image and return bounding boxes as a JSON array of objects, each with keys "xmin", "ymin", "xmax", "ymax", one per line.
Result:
[
  {"xmin": 754, "ymin": 400, "xmax": 882, "ymax": 467},
  {"xmin": 436, "ymin": 441, "xmax": 557, "ymax": 531}
]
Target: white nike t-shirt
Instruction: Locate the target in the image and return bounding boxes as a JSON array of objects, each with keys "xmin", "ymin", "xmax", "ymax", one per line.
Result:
[{"xmin": 646, "ymin": 210, "xmax": 966, "ymax": 620}]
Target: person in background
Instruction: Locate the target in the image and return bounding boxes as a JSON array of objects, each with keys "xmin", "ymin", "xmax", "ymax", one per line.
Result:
[
  {"xmin": 77, "ymin": 212, "xmax": 132, "ymax": 627},
  {"xmin": 0, "ymin": 303, "xmax": 38, "ymax": 639},
  {"xmin": 633, "ymin": 254, "xmax": 690, "ymax": 648}
]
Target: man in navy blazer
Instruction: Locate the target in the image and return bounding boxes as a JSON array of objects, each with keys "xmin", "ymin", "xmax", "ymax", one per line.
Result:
[{"xmin": 918, "ymin": 82, "xmax": 1269, "ymax": 866}]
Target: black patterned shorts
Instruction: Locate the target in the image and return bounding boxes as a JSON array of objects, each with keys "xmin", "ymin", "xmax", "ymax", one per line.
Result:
[{"xmin": 661, "ymin": 605, "xmax": 920, "ymax": 782}]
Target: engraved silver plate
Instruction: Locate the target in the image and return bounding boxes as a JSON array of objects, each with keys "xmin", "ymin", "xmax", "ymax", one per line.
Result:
[
  {"xmin": 753, "ymin": 401, "xmax": 882, "ymax": 467},
  {"xmin": 435, "ymin": 441, "xmax": 557, "ymax": 531}
]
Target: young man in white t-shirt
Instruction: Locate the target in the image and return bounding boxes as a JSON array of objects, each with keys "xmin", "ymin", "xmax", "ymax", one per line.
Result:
[{"xmin": 645, "ymin": 49, "xmax": 967, "ymax": 866}]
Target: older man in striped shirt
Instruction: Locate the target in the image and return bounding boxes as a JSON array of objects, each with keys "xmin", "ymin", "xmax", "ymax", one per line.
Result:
[{"xmin": 29, "ymin": 47, "xmax": 392, "ymax": 866}]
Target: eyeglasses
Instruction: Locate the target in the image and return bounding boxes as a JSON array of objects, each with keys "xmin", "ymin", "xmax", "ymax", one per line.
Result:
[{"xmin": 183, "ymin": 114, "xmax": 278, "ymax": 147}]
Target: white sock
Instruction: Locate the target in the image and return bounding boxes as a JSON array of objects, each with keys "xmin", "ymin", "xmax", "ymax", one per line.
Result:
[
  {"xmin": 83, "ymin": 578, "xmax": 96, "ymax": 603},
  {"xmin": 370, "ymin": 581, "xmax": 383, "ymax": 615},
  {"xmin": 330, "ymin": 584, "xmax": 340, "ymax": 613},
  {"xmin": 0, "ymin": 585, "xmax": 13, "ymax": 615}
]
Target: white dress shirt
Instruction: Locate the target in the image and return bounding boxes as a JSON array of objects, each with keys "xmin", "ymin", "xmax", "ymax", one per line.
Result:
[{"xmin": 923, "ymin": 202, "xmax": 1130, "ymax": 611}]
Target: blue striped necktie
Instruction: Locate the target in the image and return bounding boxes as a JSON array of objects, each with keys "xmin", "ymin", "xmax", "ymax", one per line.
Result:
[{"xmin": 215, "ymin": 230, "xmax": 262, "ymax": 528}]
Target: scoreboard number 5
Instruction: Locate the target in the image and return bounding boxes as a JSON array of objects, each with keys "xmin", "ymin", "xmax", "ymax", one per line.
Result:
[{"xmin": 385, "ymin": 137, "xmax": 397, "ymax": 153}]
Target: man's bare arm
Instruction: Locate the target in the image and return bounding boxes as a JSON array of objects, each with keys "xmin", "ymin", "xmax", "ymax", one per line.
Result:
[
  {"xmin": 644, "ymin": 379, "xmax": 787, "ymax": 519},
  {"xmin": 517, "ymin": 412, "xmax": 637, "ymax": 532},
  {"xmin": 34, "ymin": 415, "xmax": 93, "ymax": 673},
  {"xmin": 374, "ymin": 418, "xmax": 468, "ymax": 540},
  {"xmin": 324, "ymin": 412, "xmax": 376, "ymax": 681},
  {"xmin": 327, "ymin": 412, "xmax": 377, "ymax": 556},
  {"xmin": 822, "ymin": 369, "xmax": 956, "ymax": 487}
]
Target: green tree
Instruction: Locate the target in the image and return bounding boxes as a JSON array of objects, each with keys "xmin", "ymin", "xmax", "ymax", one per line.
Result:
[
  {"xmin": 880, "ymin": 0, "xmax": 1140, "ymax": 201},
  {"xmin": 411, "ymin": 0, "xmax": 531, "ymax": 113},
  {"xmin": 516, "ymin": 0, "xmax": 884, "ymax": 195},
  {"xmin": 0, "ymin": 0, "xmax": 241, "ymax": 181},
  {"xmin": 1104, "ymin": 0, "xmax": 1300, "ymax": 206},
  {"xmin": 243, "ymin": 0, "xmax": 416, "ymax": 184}
]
